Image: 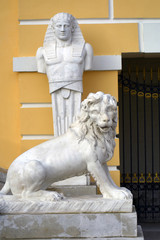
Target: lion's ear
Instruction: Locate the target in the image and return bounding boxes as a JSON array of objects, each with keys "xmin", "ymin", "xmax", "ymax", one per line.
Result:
[
  {"xmin": 82, "ymin": 105, "xmax": 87, "ymax": 111},
  {"xmin": 81, "ymin": 99, "xmax": 92, "ymax": 111}
]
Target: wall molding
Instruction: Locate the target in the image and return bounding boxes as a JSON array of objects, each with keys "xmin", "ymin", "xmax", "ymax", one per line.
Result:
[
  {"xmin": 22, "ymin": 135, "xmax": 54, "ymax": 140},
  {"xmin": 13, "ymin": 55, "xmax": 122, "ymax": 72},
  {"xmin": 21, "ymin": 103, "xmax": 52, "ymax": 108},
  {"xmin": 19, "ymin": 19, "xmax": 160, "ymax": 25}
]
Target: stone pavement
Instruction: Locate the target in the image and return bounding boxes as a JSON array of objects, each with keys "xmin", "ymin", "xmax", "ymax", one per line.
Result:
[{"xmin": 141, "ymin": 223, "xmax": 160, "ymax": 240}]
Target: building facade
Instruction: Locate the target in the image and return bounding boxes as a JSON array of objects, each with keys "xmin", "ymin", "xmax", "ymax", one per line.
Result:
[{"xmin": 1, "ymin": 0, "xmax": 160, "ymax": 222}]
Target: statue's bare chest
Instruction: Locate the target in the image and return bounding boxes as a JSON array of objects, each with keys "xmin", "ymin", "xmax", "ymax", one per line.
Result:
[
  {"xmin": 57, "ymin": 47, "xmax": 83, "ymax": 63},
  {"xmin": 45, "ymin": 46, "xmax": 84, "ymax": 64}
]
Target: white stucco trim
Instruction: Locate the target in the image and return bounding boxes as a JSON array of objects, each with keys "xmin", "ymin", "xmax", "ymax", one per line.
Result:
[
  {"xmin": 13, "ymin": 55, "xmax": 122, "ymax": 72},
  {"xmin": 92, "ymin": 55, "xmax": 121, "ymax": 70},
  {"xmin": 138, "ymin": 23, "xmax": 144, "ymax": 52},
  {"xmin": 22, "ymin": 135, "xmax": 54, "ymax": 140},
  {"xmin": 20, "ymin": 19, "xmax": 160, "ymax": 25},
  {"xmin": 13, "ymin": 57, "xmax": 37, "ymax": 72},
  {"xmin": 21, "ymin": 103, "xmax": 52, "ymax": 108},
  {"xmin": 108, "ymin": 166, "xmax": 118, "ymax": 171},
  {"xmin": 143, "ymin": 23, "xmax": 160, "ymax": 52},
  {"xmin": 109, "ymin": 0, "xmax": 114, "ymax": 20}
]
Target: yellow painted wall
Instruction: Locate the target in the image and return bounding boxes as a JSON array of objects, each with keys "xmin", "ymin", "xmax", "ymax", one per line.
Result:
[
  {"xmin": 17, "ymin": 5, "xmax": 139, "ymax": 189},
  {"xmin": 114, "ymin": 0, "xmax": 160, "ymax": 19},
  {"xmin": 0, "ymin": 0, "xmax": 20, "ymax": 169},
  {"xmin": 0, "ymin": 0, "xmax": 143, "ymax": 189},
  {"xmin": 110, "ymin": 170, "xmax": 120, "ymax": 186},
  {"xmin": 19, "ymin": 73, "xmax": 51, "ymax": 103},
  {"xmin": 83, "ymin": 71, "xmax": 118, "ymax": 101},
  {"xmin": 19, "ymin": 0, "xmax": 109, "ymax": 19},
  {"xmin": 20, "ymin": 108, "xmax": 53, "ymax": 135},
  {"xmin": 19, "ymin": 24, "xmax": 139, "ymax": 56},
  {"xmin": 19, "ymin": 71, "xmax": 118, "ymax": 103}
]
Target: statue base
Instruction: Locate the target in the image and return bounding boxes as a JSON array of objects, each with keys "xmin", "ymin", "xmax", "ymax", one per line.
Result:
[
  {"xmin": 48, "ymin": 185, "xmax": 96, "ymax": 197},
  {"xmin": 0, "ymin": 195, "xmax": 144, "ymax": 240}
]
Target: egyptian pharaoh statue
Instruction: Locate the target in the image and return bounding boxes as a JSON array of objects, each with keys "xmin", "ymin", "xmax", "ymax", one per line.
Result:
[{"xmin": 36, "ymin": 13, "xmax": 93, "ymax": 136}]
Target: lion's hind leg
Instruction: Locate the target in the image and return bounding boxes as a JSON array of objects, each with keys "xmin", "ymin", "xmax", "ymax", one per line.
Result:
[
  {"xmin": 17, "ymin": 160, "xmax": 63, "ymax": 201},
  {"xmin": 0, "ymin": 179, "xmax": 10, "ymax": 195}
]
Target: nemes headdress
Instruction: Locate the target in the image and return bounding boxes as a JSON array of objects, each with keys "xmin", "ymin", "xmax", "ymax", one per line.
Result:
[
  {"xmin": 43, "ymin": 13, "xmax": 85, "ymax": 57},
  {"xmin": 51, "ymin": 12, "xmax": 75, "ymax": 27}
]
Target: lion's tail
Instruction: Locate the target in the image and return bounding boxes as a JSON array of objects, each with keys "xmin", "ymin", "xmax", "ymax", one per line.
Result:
[{"xmin": 0, "ymin": 178, "xmax": 10, "ymax": 195}]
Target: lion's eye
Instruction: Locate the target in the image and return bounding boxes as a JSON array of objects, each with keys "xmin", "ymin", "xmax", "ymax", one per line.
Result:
[
  {"xmin": 106, "ymin": 107, "xmax": 112, "ymax": 112},
  {"xmin": 91, "ymin": 110, "xmax": 98, "ymax": 114},
  {"xmin": 106, "ymin": 107, "xmax": 116, "ymax": 113}
]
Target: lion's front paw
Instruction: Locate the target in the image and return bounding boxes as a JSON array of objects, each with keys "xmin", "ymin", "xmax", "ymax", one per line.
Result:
[
  {"xmin": 103, "ymin": 187, "xmax": 132, "ymax": 200},
  {"xmin": 120, "ymin": 187, "xmax": 132, "ymax": 199},
  {"xmin": 43, "ymin": 191, "xmax": 64, "ymax": 201}
]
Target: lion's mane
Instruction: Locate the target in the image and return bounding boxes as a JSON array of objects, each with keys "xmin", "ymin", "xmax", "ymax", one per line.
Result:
[{"xmin": 70, "ymin": 92, "xmax": 118, "ymax": 161}]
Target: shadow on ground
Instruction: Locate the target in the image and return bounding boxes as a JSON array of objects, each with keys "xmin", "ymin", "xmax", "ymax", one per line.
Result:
[{"xmin": 141, "ymin": 223, "xmax": 160, "ymax": 240}]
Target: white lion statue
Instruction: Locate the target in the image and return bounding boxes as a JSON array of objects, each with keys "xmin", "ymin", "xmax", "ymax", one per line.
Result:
[{"xmin": 0, "ymin": 92, "xmax": 132, "ymax": 200}]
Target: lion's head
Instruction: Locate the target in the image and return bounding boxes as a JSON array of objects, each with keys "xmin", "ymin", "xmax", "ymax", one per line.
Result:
[
  {"xmin": 81, "ymin": 92, "xmax": 117, "ymax": 133},
  {"xmin": 70, "ymin": 92, "xmax": 117, "ymax": 147}
]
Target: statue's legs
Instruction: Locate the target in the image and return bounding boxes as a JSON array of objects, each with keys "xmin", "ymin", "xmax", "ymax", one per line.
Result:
[{"xmin": 51, "ymin": 89, "xmax": 81, "ymax": 136}]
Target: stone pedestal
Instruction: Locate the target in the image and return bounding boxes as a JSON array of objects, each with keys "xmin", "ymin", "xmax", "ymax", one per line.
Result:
[
  {"xmin": 48, "ymin": 185, "xmax": 97, "ymax": 197},
  {"xmin": 0, "ymin": 196, "xmax": 144, "ymax": 240},
  {"xmin": 53, "ymin": 174, "xmax": 90, "ymax": 185}
]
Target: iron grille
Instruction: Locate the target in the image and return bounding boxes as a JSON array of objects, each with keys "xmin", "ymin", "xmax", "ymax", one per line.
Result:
[{"xmin": 119, "ymin": 57, "xmax": 160, "ymax": 222}]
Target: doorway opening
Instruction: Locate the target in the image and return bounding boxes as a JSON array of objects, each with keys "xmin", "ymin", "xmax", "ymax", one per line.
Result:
[{"xmin": 119, "ymin": 54, "xmax": 160, "ymax": 222}]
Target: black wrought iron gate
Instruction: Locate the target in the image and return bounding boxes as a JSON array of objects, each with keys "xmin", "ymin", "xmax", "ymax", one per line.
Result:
[{"xmin": 119, "ymin": 57, "xmax": 160, "ymax": 222}]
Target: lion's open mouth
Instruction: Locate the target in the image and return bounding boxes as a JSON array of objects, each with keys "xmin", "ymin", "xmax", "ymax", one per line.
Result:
[{"xmin": 99, "ymin": 126, "xmax": 110, "ymax": 132}]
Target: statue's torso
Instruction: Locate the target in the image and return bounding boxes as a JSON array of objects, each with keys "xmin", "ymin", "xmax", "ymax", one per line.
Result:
[{"xmin": 44, "ymin": 45, "xmax": 85, "ymax": 83}]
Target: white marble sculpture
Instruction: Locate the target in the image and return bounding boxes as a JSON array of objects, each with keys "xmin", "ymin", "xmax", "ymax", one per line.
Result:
[
  {"xmin": 36, "ymin": 12, "xmax": 93, "ymax": 136},
  {"xmin": 0, "ymin": 92, "xmax": 132, "ymax": 201}
]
